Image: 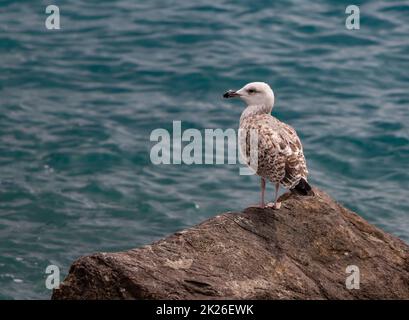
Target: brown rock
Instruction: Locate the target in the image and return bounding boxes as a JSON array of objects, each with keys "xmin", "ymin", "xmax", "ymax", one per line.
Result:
[{"xmin": 52, "ymin": 189, "xmax": 409, "ymax": 300}]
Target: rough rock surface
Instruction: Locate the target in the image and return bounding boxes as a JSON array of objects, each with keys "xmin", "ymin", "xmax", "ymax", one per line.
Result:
[{"xmin": 52, "ymin": 189, "xmax": 409, "ymax": 300}]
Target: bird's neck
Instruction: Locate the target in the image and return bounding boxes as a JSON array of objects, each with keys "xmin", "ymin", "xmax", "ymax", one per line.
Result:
[{"xmin": 240, "ymin": 104, "xmax": 273, "ymax": 123}]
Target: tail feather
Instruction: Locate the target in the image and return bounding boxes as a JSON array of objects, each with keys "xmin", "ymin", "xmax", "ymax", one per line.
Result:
[{"xmin": 291, "ymin": 178, "xmax": 314, "ymax": 196}]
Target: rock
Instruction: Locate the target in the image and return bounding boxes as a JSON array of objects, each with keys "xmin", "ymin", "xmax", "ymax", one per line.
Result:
[{"xmin": 51, "ymin": 189, "xmax": 409, "ymax": 300}]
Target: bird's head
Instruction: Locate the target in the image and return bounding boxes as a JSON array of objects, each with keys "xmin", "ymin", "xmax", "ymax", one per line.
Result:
[{"xmin": 223, "ymin": 82, "xmax": 275, "ymax": 109}]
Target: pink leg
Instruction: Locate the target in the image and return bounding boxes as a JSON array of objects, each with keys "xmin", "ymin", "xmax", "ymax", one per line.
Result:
[{"xmin": 267, "ymin": 183, "xmax": 281, "ymax": 209}]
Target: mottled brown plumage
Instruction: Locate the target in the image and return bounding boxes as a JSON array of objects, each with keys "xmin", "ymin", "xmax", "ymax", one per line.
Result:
[
  {"xmin": 240, "ymin": 114, "xmax": 308, "ymax": 189},
  {"xmin": 224, "ymin": 82, "xmax": 311, "ymax": 209}
]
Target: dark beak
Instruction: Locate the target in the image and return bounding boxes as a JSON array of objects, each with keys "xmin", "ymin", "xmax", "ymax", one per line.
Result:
[{"xmin": 223, "ymin": 90, "xmax": 240, "ymax": 98}]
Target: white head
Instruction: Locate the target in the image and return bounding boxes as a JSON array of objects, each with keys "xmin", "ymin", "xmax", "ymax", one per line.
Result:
[{"xmin": 223, "ymin": 82, "xmax": 275, "ymax": 113}]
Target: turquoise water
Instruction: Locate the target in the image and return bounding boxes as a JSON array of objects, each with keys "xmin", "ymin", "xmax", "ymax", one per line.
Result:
[{"xmin": 1, "ymin": 0, "xmax": 408, "ymax": 299}]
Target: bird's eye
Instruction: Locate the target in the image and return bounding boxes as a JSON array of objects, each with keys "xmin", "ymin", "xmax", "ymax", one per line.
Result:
[{"xmin": 248, "ymin": 89, "xmax": 256, "ymax": 94}]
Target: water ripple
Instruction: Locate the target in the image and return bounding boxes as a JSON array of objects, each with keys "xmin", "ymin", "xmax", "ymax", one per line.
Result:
[{"xmin": 0, "ymin": 0, "xmax": 408, "ymax": 299}]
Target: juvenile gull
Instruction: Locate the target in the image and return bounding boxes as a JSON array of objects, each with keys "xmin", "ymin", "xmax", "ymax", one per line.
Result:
[{"xmin": 223, "ymin": 82, "xmax": 313, "ymax": 209}]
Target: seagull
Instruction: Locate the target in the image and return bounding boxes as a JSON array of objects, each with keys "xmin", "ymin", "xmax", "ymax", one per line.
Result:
[{"xmin": 223, "ymin": 82, "xmax": 313, "ymax": 209}]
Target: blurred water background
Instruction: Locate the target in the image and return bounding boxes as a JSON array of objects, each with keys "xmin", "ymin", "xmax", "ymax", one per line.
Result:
[{"xmin": 0, "ymin": 0, "xmax": 408, "ymax": 299}]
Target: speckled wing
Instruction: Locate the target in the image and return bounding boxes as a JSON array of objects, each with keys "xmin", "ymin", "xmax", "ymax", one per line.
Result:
[{"xmin": 239, "ymin": 114, "xmax": 308, "ymax": 188}]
